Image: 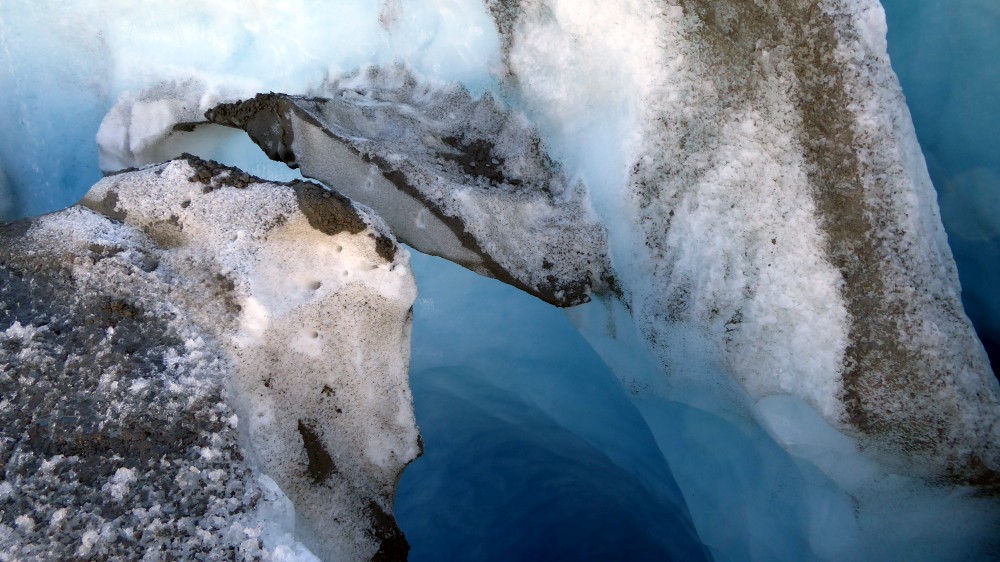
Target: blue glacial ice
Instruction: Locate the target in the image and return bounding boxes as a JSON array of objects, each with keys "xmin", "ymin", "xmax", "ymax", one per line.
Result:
[
  {"xmin": 398, "ymin": 250, "xmax": 998, "ymax": 562},
  {"xmin": 880, "ymin": 0, "xmax": 1000, "ymax": 374},
  {"xmin": 0, "ymin": 0, "xmax": 501, "ymax": 220}
]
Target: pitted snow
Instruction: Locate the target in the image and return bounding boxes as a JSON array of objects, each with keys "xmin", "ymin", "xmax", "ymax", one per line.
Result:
[{"xmin": 63, "ymin": 158, "xmax": 418, "ymax": 560}]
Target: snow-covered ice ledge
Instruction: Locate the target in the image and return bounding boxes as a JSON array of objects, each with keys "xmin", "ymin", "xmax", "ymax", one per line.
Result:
[
  {"xmin": 93, "ymin": 0, "xmax": 999, "ymax": 484},
  {"xmin": 98, "ymin": 68, "xmax": 612, "ymax": 309}
]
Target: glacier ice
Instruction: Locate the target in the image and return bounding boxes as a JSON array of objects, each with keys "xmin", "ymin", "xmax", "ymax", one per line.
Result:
[
  {"xmin": 502, "ymin": 0, "xmax": 999, "ymax": 481},
  {"xmin": 84, "ymin": 158, "xmax": 420, "ymax": 560},
  {"xmin": 0, "ymin": 158, "xmax": 419, "ymax": 560},
  {"xmin": 1, "ymin": 0, "xmax": 1000, "ymax": 560},
  {"xmin": 401, "ymin": 251, "xmax": 1000, "ymax": 561},
  {"xmin": 96, "ymin": 68, "xmax": 611, "ymax": 307},
  {"xmin": 0, "ymin": 250, "xmax": 275, "ymax": 560}
]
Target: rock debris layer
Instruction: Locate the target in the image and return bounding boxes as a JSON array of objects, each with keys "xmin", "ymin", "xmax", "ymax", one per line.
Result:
[{"xmin": 0, "ymin": 157, "xmax": 419, "ymax": 560}]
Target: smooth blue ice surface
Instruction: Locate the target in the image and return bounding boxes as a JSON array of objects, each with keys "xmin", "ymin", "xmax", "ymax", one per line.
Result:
[
  {"xmin": 880, "ymin": 0, "xmax": 1000, "ymax": 374},
  {"xmin": 396, "ymin": 250, "xmax": 709, "ymax": 561},
  {"xmin": 0, "ymin": 16, "xmax": 108, "ymax": 219},
  {"xmin": 638, "ymin": 397, "xmax": 859, "ymax": 562},
  {"xmin": 397, "ymin": 251, "xmax": 897, "ymax": 562}
]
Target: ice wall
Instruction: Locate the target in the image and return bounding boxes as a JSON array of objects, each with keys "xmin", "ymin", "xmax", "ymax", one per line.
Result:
[
  {"xmin": 0, "ymin": 157, "xmax": 421, "ymax": 559},
  {"xmin": 879, "ymin": 0, "xmax": 1000, "ymax": 375},
  {"xmin": 501, "ymin": 0, "xmax": 999, "ymax": 482},
  {"xmin": 114, "ymin": 0, "xmax": 999, "ymax": 485}
]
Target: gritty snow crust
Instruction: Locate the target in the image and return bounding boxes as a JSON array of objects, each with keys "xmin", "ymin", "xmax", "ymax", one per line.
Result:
[
  {"xmin": 821, "ymin": 0, "xmax": 1000, "ymax": 476},
  {"xmin": 0, "ymin": 216, "xmax": 275, "ymax": 560},
  {"xmin": 299, "ymin": 68, "xmax": 610, "ymax": 306},
  {"xmin": 98, "ymin": 67, "xmax": 610, "ymax": 308},
  {"xmin": 0, "ymin": 158, "xmax": 418, "ymax": 561},
  {"xmin": 512, "ymin": 0, "xmax": 848, "ymax": 417}
]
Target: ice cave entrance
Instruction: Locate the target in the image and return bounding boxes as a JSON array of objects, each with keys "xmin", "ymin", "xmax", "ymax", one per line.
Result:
[
  {"xmin": 396, "ymin": 250, "xmax": 709, "ymax": 561},
  {"xmin": 393, "ymin": 249, "xmax": 997, "ymax": 562}
]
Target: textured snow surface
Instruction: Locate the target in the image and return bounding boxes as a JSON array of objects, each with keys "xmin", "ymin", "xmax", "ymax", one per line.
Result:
[
  {"xmin": 0, "ymin": 167, "xmax": 12, "ymax": 220},
  {"xmin": 0, "ymin": 267, "xmax": 272, "ymax": 559},
  {"xmin": 1, "ymin": 159, "xmax": 419, "ymax": 560},
  {"xmin": 98, "ymin": 67, "xmax": 611, "ymax": 307},
  {"xmin": 7, "ymin": 0, "xmax": 993, "ymax": 475}
]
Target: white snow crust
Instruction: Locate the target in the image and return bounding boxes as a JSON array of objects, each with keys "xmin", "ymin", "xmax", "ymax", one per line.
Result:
[
  {"xmin": 511, "ymin": 0, "xmax": 845, "ymax": 416},
  {"xmin": 289, "ymin": 70, "xmax": 609, "ymax": 305},
  {"xmin": 97, "ymin": 68, "xmax": 610, "ymax": 307},
  {"xmin": 73, "ymin": 159, "xmax": 419, "ymax": 560}
]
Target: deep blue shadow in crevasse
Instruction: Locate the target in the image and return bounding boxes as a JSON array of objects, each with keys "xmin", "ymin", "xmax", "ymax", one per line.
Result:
[
  {"xmin": 880, "ymin": 0, "xmax": 1000, "ymax": 380},
  {"xmin": 395, "ymin": 250, "xmax": 709, "ymax": 561}
]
